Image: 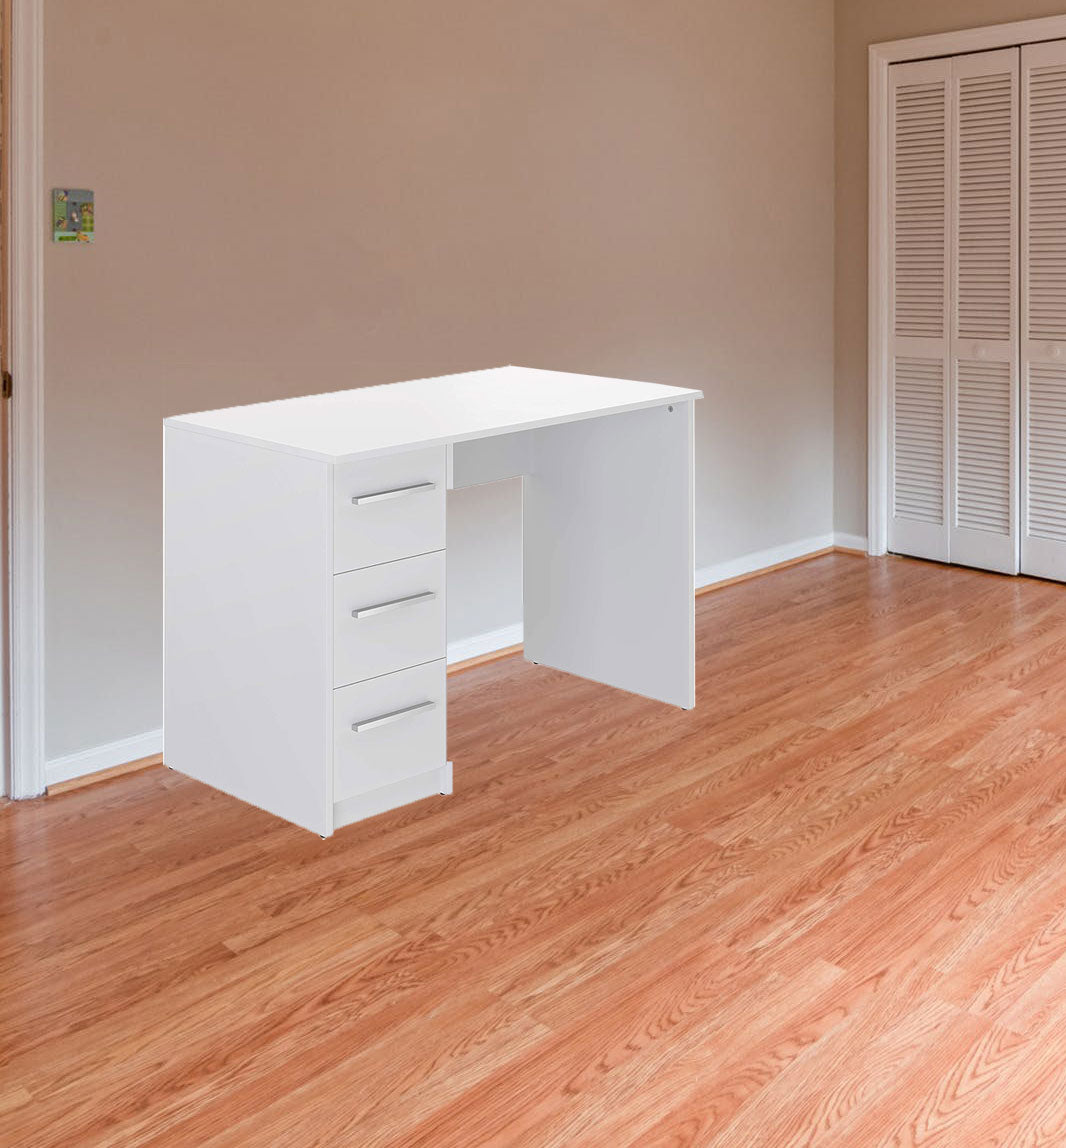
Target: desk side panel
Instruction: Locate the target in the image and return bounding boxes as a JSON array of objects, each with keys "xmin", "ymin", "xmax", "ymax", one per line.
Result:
[
  {"xmin": 164, "ymin": 426, "xmax": 332, "ymax": 835},
  {"xmin": 523, "ymin": 402, "xmax": 695, "ymax": 708}
]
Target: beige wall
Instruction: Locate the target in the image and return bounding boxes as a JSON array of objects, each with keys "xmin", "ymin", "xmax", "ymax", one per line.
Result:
[
  {"xmin": 44, "ymin": 0, "xmax": 835, "ymax": 762},
  {"xmin": 834, "ymin": 0, "xmax": 1066, "ymax": 537}
]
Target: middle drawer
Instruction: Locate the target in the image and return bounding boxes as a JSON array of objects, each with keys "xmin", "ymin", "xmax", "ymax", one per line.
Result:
[{"xmin": 334, "ymin": 550, "xmax": 446, "ymax": 687}]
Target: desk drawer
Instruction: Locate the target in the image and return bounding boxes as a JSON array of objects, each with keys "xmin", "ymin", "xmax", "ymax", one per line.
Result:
[
  {"xmin": 334, "ymin": 551, "xmax": 445, "ymax": 687},
  {"xmin": 333, "ymin": 447, "xmax": 446, "ymax": 573},
  {"xmin": 333, "ymin": 660, "xmax": 446, "ymax": 802}
]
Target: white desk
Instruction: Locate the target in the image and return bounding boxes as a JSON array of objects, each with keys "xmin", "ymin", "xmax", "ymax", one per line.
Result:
[{"xmin": 164, "ymin": 366, "xmax": 702, "ymax": 835}]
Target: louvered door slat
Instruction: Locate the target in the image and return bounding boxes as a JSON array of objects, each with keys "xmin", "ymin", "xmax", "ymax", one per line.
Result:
[
  {"xmin": 956, "ymin": 361, "xmax": 1012, "ymax": 534},
  {"xmin": 1026, "ymin": 62, "xmax": 1066, "ymax": 342},
  {"xmin": 893, "ymin": 76, "xmax": 947, "ymax": 340},
  {"xmin": 893, "ymin": 358, "xmax": 945, "ymax": 526},
  {"xmin": 1027, "ymin": 365, "xmax": 1066, "ymax": 543},
  {"xmin": 957, "ymin": 71, "xmax": 1014, "ymax": 341}
]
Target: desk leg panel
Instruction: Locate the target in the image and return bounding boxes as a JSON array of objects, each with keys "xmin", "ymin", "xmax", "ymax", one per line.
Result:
[{"xmin": 523, "ymin": 401, "xmax": 696, "ymax": 709}]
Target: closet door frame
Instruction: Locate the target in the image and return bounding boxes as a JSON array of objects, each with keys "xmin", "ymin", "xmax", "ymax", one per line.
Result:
[{"xmin": 869, "ymin": 14, "xmax": 1066, "ymax": 558}]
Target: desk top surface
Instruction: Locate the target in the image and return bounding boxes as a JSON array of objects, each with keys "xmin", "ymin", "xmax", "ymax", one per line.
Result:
[{"xmin": 165, "ymin": 366, "xmax": 703, "ymax": 462}]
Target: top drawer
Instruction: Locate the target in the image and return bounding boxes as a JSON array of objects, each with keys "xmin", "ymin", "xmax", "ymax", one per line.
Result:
[{"xmin": 333, "ymin": 447, "xmax": 446, "ymax": 573}]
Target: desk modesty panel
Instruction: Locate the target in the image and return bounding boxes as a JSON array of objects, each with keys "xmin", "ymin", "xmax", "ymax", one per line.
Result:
[{"xmin": 164, "ymin": 366, "xmax": 702, "ymax": 836}]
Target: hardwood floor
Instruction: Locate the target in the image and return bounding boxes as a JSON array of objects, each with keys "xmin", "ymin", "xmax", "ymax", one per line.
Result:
[{"xmin": 6, "ymin": 553, "xmax": 1066, "ymax": 1145}]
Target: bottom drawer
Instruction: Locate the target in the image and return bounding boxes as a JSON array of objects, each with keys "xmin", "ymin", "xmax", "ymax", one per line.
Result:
[{"xmin": 333, "ymin": 660, "xmax": 446, "ymax": 803}]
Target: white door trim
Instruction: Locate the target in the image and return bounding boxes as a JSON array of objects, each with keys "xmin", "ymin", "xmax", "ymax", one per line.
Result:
[
  {"xmin": 7, "ymin": 0, "xmax": 45, "ymax": 797},
  {"xmin": 868, "ymin": 14, "xmax": 1066, "ymax": 556}
]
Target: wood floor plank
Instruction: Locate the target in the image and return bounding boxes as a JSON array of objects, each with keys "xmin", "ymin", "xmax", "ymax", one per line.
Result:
[{"xmin": 5, "ymin": 554, "xmax": 1066, "ymax": 1144}]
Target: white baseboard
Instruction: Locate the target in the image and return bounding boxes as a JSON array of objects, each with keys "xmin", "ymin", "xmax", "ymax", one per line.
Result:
[
  {"xmin": 48, "ymin": 538, "xmax": 871, "ymax": 788},
  {"xmin": 695, "ymin": 532, "xmax": 837, "ymax": 590},
  {"xmin": 46, "ymin": 728, "xmax": 163, "ymax": 787},
  {"xmin": 447, "ymin": 622, "xmax": 523, "ymax": 665}
]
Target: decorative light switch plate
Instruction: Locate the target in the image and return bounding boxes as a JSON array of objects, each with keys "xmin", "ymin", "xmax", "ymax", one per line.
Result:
[{"xmin": 53, "ymin": 189, "xmax": 94, "ymax": 243}]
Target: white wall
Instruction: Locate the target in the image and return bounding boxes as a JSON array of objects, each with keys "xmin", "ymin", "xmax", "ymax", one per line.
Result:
[{"xmin": 42, "ymin": 0, "xmax": 835, "ymax": 774}]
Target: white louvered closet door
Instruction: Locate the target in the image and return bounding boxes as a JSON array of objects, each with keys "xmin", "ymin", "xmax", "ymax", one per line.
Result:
[
  {"xmin": 949, "ymin": 48, "xmax": 1019, "ymax": 575},
  {"xmin": 1022, "ymin": 41, "xmax": 1066, "ymax": 580},
  {"xmin": 888, "ymin": 51, "xmax": 1019, "ymax": 571},
  {"xmin": 888, "ymin": 58, "xmax": 951, "ymax": 563}
]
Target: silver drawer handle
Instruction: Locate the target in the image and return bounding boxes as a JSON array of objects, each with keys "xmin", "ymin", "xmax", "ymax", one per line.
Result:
[
  {"xmin": 352, "ymin": 591, "xmax": 436, "ymax": 620},
  {"xmin": 352, "ymin": 481, "xmax": 436, "ymax": 506},
  {"xmin": 352, "ymin": 700, "xmax": 436, "ymax": 734}
]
